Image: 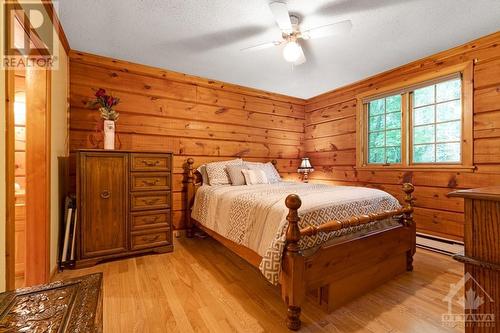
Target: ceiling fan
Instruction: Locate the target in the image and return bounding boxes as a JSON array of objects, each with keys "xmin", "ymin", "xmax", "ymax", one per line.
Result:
[{"xmin": 241, "ymin": 1, "xmax": 352, "ymax": 66}]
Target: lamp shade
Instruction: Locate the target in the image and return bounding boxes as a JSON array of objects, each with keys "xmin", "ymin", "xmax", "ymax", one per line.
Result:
[
  {"xmin": 282, "ymin": 41, "xmax": 301, "ymax": 63},
  {"xmin": 297, "ymin": 157, "xmax": 314, "ymax": 173}
]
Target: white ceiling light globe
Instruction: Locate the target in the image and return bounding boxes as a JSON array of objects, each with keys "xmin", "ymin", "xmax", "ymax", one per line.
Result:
[{"xmin": 282, "ymin": 41, "xmax": 301, "ymax": 63}]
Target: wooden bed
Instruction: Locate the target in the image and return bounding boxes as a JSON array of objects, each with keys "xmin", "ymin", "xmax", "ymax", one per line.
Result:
[{"xmin": 184, "ymin": 158, "xmax": 416, "ymax": 330}]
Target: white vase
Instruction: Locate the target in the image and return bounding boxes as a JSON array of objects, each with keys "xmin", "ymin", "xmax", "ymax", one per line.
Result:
[{"xmin": 103, "ymin": 120, "xmax": 115, "ymax": 150}]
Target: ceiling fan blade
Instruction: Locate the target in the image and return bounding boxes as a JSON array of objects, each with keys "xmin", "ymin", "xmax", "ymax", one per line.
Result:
[
  {"xmin": 269, "ymin": 1, "xmax": 293, "ymax": 33},
  {"xmin": 294, "ymin": 44, "xmax": 306, "ymax": 66},
  {"xmin": 303, "ymin": 20, "xmax": 352, "ymax": 40},
  {"xmin": 240, "ymin": 40, "xmax": 282, "ymax": 52}
]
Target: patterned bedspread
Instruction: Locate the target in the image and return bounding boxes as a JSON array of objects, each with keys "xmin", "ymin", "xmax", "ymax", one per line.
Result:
[{"xmin": 191, "ymin": 182, "xmax": 401, "ymax": 284}]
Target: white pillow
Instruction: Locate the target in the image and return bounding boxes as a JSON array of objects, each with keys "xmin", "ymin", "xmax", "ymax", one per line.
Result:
[
  {"xmin": 246, "ymin": 162, "xmax": 281, "ymax": 183},
  {"xmin": 205, "ymin": 159, "xmax": 243, "ymax": 185},
  {"xmin": 242, "ymin": 169, "xmax": 269, "ymax": 185}
]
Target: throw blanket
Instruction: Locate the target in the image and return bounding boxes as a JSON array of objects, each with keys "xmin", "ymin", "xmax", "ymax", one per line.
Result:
[{"xmin": 191, "ymin": 182, "xmax": 401, "ymax": 285}]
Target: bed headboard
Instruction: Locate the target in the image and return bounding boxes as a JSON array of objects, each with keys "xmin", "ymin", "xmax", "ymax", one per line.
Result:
[{"xmin": 184, "ymin": 158, "xmax": 279, "ymax": 236}]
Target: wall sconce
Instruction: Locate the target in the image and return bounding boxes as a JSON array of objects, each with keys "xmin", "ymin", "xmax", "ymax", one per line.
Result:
[{"xmin": 297, "ymin": 157, "xmax": 314, "ymax": 183}]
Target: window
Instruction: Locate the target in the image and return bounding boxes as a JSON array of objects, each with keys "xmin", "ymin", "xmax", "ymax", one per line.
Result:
[
  {"xmin": 411, "ymin": 78, "xmax": 462, "ymax": 163},
  {"xmin": 367, "ymin": 95, "xmax": 402, "ymax": 164},
  {"xmin": 357, "ymin": 62, "xmax": 473, "ymax": 170}
]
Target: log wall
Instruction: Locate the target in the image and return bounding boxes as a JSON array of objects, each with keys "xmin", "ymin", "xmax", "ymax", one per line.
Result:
[
  {"xmin": 68, "ymin": 51, "xmax": 306, "ymax": 229},
  {"xmin": 304, "ymin": 32, "xmax": 500, "ymax": 241}
]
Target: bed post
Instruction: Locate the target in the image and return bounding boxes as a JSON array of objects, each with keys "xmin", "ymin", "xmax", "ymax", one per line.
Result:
[
  {"xmin": 402, "ymin": 183, "xmax": 415, "ymax": 271},
  {"xmin": 281, "ymin": 194, "xmax": 305, "ymax": 331},
  {"xmin": 185, "ymin": 158, "xmax": 195, "ymax": 238}
]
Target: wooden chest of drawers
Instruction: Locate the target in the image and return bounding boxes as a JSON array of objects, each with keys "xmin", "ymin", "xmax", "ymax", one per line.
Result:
[{"xmin": 76, "ymin": 150, "xmax": 173, "ymax": 267}]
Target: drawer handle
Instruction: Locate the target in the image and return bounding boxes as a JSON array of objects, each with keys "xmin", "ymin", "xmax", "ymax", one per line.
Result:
[
  {"xmin": 143, "ymin": 198, "xmax": 160, "ymax": 205},
  {"xmin": 100, "ymin": 190, "xmax": 111, "ymax": 199},
  {"xmin": 141, "ymin": 160, "xmax": 160, "ymax": 167},
  {"xmin": 142, "ymin": 179, "xmax": 159, "ymax": 186},
  {"xmin": 142, "ymin": 235, "xmax": 161, "ymax": 242}
]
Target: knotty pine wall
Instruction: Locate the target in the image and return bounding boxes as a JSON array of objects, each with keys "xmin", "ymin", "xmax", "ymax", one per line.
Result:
[
  {"xmin": 304, "ymin": 32, "xmax": 500, "ymax": 241},
  {"xmin": 68, "ymin": 51, "xmax": 305, "ymax": 230}
]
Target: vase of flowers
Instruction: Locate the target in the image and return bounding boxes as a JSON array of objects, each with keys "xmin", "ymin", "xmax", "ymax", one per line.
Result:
[{"xmin": 86, "ymin": 88, "xmax": 120, "ymax": 150}]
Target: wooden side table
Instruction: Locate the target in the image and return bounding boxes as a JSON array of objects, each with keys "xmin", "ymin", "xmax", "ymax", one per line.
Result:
[
  {"xmin": 449, "ymin": 187, "xmax": 499, "ymax": 332},
  {"xmin": 0, "ymin": 273, "xmax": 103, "ymax": 332}
]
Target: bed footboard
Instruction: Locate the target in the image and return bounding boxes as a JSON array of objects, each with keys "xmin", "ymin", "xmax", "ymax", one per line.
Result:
[
  {"xmin": 281, "ymin": 183, "xmax": 415, "ymax": 330},
  {"xmin": 185, "ymin": 158, "xmax": 202, "ymax": 238}
]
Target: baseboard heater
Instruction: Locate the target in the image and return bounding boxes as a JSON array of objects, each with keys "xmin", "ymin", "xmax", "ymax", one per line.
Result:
[{"xmin": 416, "ymin": 232, "xmax": 464, "ymax": 255}]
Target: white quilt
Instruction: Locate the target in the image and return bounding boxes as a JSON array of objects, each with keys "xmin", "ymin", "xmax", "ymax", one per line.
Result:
[{"xmin": 191, "ymin": 182, "xmax": 401, "ymax": 284}]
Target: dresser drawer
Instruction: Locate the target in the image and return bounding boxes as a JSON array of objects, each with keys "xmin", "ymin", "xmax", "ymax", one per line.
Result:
[
  {"xmin": 130, "ymin": 191, "xmax": 170, "ymax": 211},
  {"xmin": 131, "ymin": 229, "xmax": 170, "ymax": 251},
  {"xmin": 130, "ymin": 172, "xmax": 170, "ymax": 191},
  {"xmin": 131, "ymin": 154, "xmax": 171, "ymax": 172},
  {"xmin": 131, "ymin": 210, "xmax": 170, "ymax": 231}
]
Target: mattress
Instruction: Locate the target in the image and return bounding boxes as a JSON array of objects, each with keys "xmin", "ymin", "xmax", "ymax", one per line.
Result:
[{"xmin": 191, "ymin": 181, "xmax": 401, "ymax": 284}]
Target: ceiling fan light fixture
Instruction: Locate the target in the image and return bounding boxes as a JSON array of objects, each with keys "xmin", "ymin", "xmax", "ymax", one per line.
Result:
[{"xmin": 282, "ymin": 41, "xmax": 301, "ymax": 63}]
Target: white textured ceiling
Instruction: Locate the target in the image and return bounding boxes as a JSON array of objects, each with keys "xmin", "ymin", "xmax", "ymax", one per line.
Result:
[{"xmin": 59, "ymin": 0, "xmax": 500, "ymax": 99}]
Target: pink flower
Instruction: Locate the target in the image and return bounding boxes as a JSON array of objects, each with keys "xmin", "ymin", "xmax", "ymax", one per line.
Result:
[{"xmin": 95, "ymin": 88, "xmax": 106, "ymax": 98}]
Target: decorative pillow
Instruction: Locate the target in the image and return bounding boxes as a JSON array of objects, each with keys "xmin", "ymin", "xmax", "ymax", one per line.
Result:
[
  {"xmin": 226, "ymin": 165, "xmax": 248, "ymax": 186},
  {"xmin": 205, "ymin": 159, "xmax": 243, "ymax": 185},
  {"xmin": 196, "ymin": 165, "xmax": 209, "ymax": 185},
  {"xmin": 246, "ymin": 162, "xmax": 281, "ymax": 183},
  {"xmin": 242, "ymin": 169, "xmax": 269, "ymax": 185}
]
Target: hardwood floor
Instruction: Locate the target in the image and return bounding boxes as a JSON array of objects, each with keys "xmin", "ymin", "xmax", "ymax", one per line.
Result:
[{"xmin": 55, "ymin": 236, "xmax": 464, "ymax": 333}]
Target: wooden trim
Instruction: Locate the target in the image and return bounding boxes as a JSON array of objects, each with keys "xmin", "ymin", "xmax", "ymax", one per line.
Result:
[
  {"xmin": 449, "ymin": 187, "xmax": 500, "ymax": 201},
  {"xmin": 361, "ymin": 73, "xmax": 462, "ymax": 104},
  {"xmin": 355, "ymin": 165, "xmax": 476, "ymax": 172},
  {"xmin": 24, "ymin": 67, "xmax": 51, "ymax": 286},
  {"xmin": 42, "ymin": 0, "xmax": 70, "ymax": 54},
  {"xmin": 5, "ymin": 69, "xmax": 16, "ymax": 291},
  {"xmin": 356, "ymin": 62, "xmax": 472, "ymax": 100}
]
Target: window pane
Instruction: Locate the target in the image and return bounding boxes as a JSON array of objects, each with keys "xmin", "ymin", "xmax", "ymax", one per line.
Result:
[
  {"xmin": 437, "ymin": 143, "xmax": 460, "ymax": 162},
  {"xmin": 436, "ymin": 78, "xmax": 461, "ymax": 103},
  {"xmin": 386, "ymin": 146, "xmax": 401, "ymax": 163},
  {"xmin": 369, "ymin": 115, "xmax": 385, "ymax": 131},
  {"xmin": 386, "ymin": 129, "xmax": 401, "ymax": 146},
  {"xmin": 413, "ymin": 144, "xmax": 435, "ymax": 163},
  {"xmin": 413, "ymin": 105, "xmax": 435, "ymax": 126},
  {"xmin": 368, "ymin": 147, "xmax": 385, "ymax": 163},
  {"xmin": 436, "ymin": 121, "xmax": 461, "ymax": 142},
  {"xmin": 436, "ymin": 100, "xmax": 461, "ymax": 122},
  {"xmin": 366, "ymin": 93, "xmax": 402, "ymax": 165},
  {"xmin": 414, "ymin": 125, "xmax": 435, "ymax": 144},
  {"xmin": 386, "ymin": 95, "xmax": 401, "ymax": 112},
  {"xmin": 414, "ymin": 85, "xmax": 435, "ymax": 107},
  {"xmin": 369, "ymin": 131, "xmax": 385, "ymax": 147},
  {"xmin": 386, "ymin": 112, "xmax": 401, "ymax": 129},
  {"xmin": 369, "ymin": 99, "xmax": 385, "ymax": 116}
]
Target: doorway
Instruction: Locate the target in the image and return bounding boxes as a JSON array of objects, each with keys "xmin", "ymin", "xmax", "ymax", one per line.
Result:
[{"xmin": 5, "ymin": 5, "xmax": 51, "ymax": 290}]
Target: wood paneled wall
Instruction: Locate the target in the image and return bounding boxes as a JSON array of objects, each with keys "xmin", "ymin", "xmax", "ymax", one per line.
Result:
[
  {"xmin": 68, "ymin": 51, "xmax": 306, "ymax": 229},
  {"xmin": 304, "ymin": 32, "xmax": 500, "ymax": 241}
]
